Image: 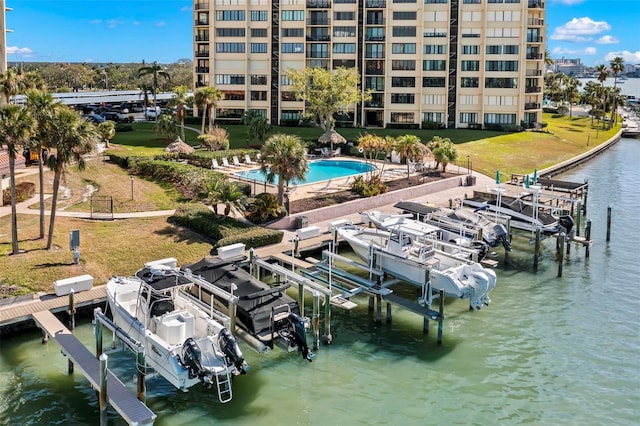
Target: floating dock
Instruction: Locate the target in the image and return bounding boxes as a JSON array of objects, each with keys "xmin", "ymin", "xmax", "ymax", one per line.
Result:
[{"xmin": 31, "ymin": 310, "xmax": 156, "ymax": 426}]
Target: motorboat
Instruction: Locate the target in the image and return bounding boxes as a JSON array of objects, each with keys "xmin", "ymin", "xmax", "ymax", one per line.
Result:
[
  {"xmin": 393, "ymin": 202, "xmax": 512, "ymax": 251},
  {"xmin": 336, "ymin": 222, "xmax": 497, "ymax": 310},
  {"xmin": 361, "ymin": 209, "xmax": 495, "ymax": 259},
  {"xmin": 462, "ymin": 190, "xmax": 574, "ymax": 235},
  {"xmin": 106, "ymin": 259, "xmax": 249, "ymax": 402},
  {"xmin": 182, "ymin": 256, "xmax": 314, "ymax": 362}
]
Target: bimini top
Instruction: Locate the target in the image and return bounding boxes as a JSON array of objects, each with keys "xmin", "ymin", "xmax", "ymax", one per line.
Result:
[{"xmin": 135, "ymin": 266, "xmax": 194, "ymax": 292}]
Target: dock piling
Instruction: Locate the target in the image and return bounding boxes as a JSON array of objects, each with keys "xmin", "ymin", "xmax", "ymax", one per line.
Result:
[
  {"xmin": 533, "ymin": 229, "xmax": 541, "ymax": 271},
  {"xmin": 312, "ymin": 292, "xmax": 320, "ymax": 351},
  {"xmin": 95, "ymin": 314, "xmax": 103, "ymax": 357},
  {"xmin": 136, "ymin": 347, "xmax": 146, "ymax": 401},
  {"xmin": 386, "ymin": 302, "xmax": 392, "ymax": 324},
  {"xmin": 375, "ymin": 294, "xmax": 382, "ymax": 324},
  {"xmin": 585, "ymin": 219, "xmax": 592, "ymax": 257},
  {"xmin": 557, "ymin": 232, "xmax": 565, "ymax": 277},
  {"xmin": 606, "ymin": 206, "xmax": 612, "ymax": 242},
  {"xmin": 576, "ymin": 201, "xmax": 582, "ymax": 236},
  {"xmin": 437, "ymin": 289, "xmax": 444, "ymax": 345},
  {"xmin": 322, "ymin": 294, "xmax": 332, "ymax": 345},
  {"xmin": 68, "ymin": 289, "xmax": 75, "ymax": 330},
  {"xmin": 99, "ymin": 353, "xmax": 108, "ymax": 426}
]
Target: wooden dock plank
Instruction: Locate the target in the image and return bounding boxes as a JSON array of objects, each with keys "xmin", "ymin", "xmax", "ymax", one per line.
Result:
[{"xmin": 32, "ymin": 310, "xmax": 156, "ymax": 425}]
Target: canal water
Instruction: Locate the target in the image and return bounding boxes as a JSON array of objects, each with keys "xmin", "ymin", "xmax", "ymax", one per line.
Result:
[{"xmin": 1, "ymin": 139, "xmax": 639, "ymax": 425}]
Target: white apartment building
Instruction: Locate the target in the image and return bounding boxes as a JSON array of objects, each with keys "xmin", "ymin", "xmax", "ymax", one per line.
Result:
[{"xmin": 193, "ymin": 0, "xmax": 545, "ymax": 129}]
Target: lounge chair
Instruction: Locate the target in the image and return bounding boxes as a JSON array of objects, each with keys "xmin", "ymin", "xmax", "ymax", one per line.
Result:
[
  {"xmin": 330, "ymin": 147, "xmax": 341, "ymax": 157},
  {"xmin": 232, "ymin": 156, "xmax": 244, "ymax": 167},
  {"xmin": 336, "ymin": 176, "xmax": 352, "ymax": 187},
  {"xmin": 321, "ymin": 147, "xmax": 330, "ymax": 157},
  {"xmin": 222, "ymin": 157, "xmax": 235, "ymax": 168},
  {"xmin": 244, "ymin": 154, "xmax": 257, "ymax": 165},
  {"xmin": 305, "ymin": 149, "xmax": 316, "ymax": 159},
  {"xmin": 309, "ymin": 179, "xmax": 335, "ymax": 192},
  {"xmin": 211, "ymin": 158, "xmax": 222, "ymax": 170}
]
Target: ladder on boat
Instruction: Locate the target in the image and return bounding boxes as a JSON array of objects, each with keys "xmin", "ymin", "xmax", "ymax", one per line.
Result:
[{"xmin": 216, "ymin": 370, "xmax": 233, "ymax": 403}]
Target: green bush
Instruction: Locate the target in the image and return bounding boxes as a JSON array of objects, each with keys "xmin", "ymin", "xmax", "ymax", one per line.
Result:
[
  {"xmin": 2, "ymin": 181, "xmax": 36, "ymax": 204},
  {"xmin": 351, "ymin": 175, "xmax": 387, "ymax": 197},
  {"xmin": 115, "ymin": 124, "xmax": 134, "ymax": 132},
  {"xmin": 246, "ymin": 193, "xmax": 287, "ymax": 224},
  {"xmin": 171, "ymin": 203, "xmax": 283, "ymax": 248}
]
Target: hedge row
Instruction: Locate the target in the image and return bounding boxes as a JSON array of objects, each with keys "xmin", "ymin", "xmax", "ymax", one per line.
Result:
[{"xmin": 171, "ymin": 203, "xmax": 283, "ymax": 248}]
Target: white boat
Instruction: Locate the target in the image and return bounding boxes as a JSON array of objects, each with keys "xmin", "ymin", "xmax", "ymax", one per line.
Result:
[
  {"xmin": 336, "ymin": 222, "xmax": 497, "ymax": 310},
  {"xmin": 106, "ymin": 259, "xmax": 249, "ymax": 402},
  {"xmin": 393, "ymin": 202, "xmax": 512, "ymax": 251}
]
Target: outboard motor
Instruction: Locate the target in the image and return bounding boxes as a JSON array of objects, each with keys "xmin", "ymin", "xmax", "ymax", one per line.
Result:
[
  {"xmin": 288, "ymin": 313, "xmax": 314, "ymax": 362},
  {"xmin": 470, "ymin": 240, "xmax": 490, "ymax": 260},
  {"xmin": 558, "ymin": 215, "xmax": 574, "ymax": 235},
  {"xmin": 493, "ymin": 224, "xmax": 512, "ymax": 251},
  {"xmin": 218, "ymin": 328, "xmax": 248, "ymax": 375},
  {"xmin": 181, "ymin": 338, "xmax": 212, "ymax": 386}
]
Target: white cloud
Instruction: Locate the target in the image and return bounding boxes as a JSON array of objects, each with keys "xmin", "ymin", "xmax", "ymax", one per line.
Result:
[
  {"xmin": 596, "ymin": 35, "xmax": 619, "ymax": 45},
  {"xmin": 156, "ymin": 21, "xmax": 166, "ymax": 27},
  {"xmin": 553, "ymin": 0, "xmax": 585, "ymax": 4},
  {"xmin": 7, "ymin": 46, "xmax": 33, "ymax": 57},
  {"xmin": 107, "ymin": 19, "xmax": 124, "ymax": 28},
  {"xmin": 89, "ymin": 19, "xmax": 102, "ymax": 24},
  {"xmin": 550, "ymin": 17, "xmax": 611, "ymax": 42},
  {"xmin": 604, "ymin": 50, "xmax": 640, "ymax": 64},
  {"xmin": 552, "ymin": 46, "xmax": 597, "ymax": 56},
  {"xmin": 180, "ymin": 6, "xmax": 192, "ymax": 12}
]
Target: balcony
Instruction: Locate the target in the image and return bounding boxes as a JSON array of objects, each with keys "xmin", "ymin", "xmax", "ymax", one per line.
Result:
[
  {"xmin": 527, "ymin": 18, "xmax": 544, "ymax": 26},
  {"xmin": 306, "ymin": 35, "xmax": 331, "ymax": 41},
  {"xmin": 526, "ymin": 69, "xmax": 542, "ymax": 77},
  {"xmin": 366, "ymin": 0, "xmax": 386, "ymax": 7},
  {"xmin": 195, "ymin": 2, "xmax": 209, "ymax": 10},
  {"xmin": 307, "ymin": 0, "xmax": 331, "ymax": 7},
  {"xmin": 524, "ymin": 102, "xmax": 541, "ymax": 110},
  {"xmin": 307, "ymin": 18, "xmax": 331, "ymax": 25},
  {"xmin": 528, "ymin": 0, "xmax": 544, "ymax": 7},
  {"xmin": 195, "ymin": 19, "xmax": 209, "ymax": 26},
  {"xmin": 525, "ymin": 86, "xmax": 541, "ymax": 93},
  {"xmin": 195, "ymin": 51, "xmax": 210, "ymax": 58},
  {"xmin": 365, "ymin": 35, "xmax": 385, "ymax": 41},
  {"xmin": 196, "ymin": 67, "xmax": 210, "ymax": 73},
  {"xmin": 195, "ymin": 35, "xmax": 210, "ymax": 42},
  {"xmin": 526, "ymin": 53, "xmax": 543, "ymax": 60},
  {"xmin": 196, "ymin": 81, "xmax": 208, "ymax": 88},
  {"xmin": 527, "ymin": 36, "xmax": 544, "ymax": 43},
  {"xmin": 366, "ymin": 18, "xmax": 385, "ymax": 25}
]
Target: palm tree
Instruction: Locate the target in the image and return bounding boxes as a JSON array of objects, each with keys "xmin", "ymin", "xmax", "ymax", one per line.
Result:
[
  {"xmin": 194, "ymin": 86, "xmax": 224, "ymax": 133},
  {"xmin": 97, "ymin": 121, "xmax": 116, "ymax": 149},
  {"xmin": 155, "ymin": 114, "xmax": 177, "ymax": 140},
  {"xmin": 25, "ymin": 89, "xmax": 60, "ymax": 239},
  {"xmin": 0, "ymin": 105, "xmax": 35, "ymax": 254},
  {"xmin": 242, "ymin": 110, "xmax": 271, "ymax": 145},
  {"xmin": 609, "ymin": 56, "xmax": 624, "ymax": 125},
  {"xmin": 393, "ymin": 134, "xmax": 427, "ymax": 178},
  {"xmin": 544, "ymin": 48, "xmax": 554, "ymax": 67},
  {"xmin": 432, "ymin": 140, "xmax": 458, "ymax": 172},
  {"xmin": 583, "ymin": 81, "xmax": 602, "ymax": 126},
  {"xmin": 168, "ymin": 85, "xmax": 190, "ymax": 141},
  {"xmin": 138, "ymin": 83, "xmax": 154, "ymax": 109},
  {"xmin": 564, "ymin": 77, "xmax": 582, "ymax": 119},
  {"xmin": 137, "ymin": 61, "xmax": 170, "ymax": 113},
  {"xmin": 260, "ymin": 134, "xmax": 308, "ymax": 206},
  {"xmin": 595, "ymin": 64, "xmax": 609, "ymax": 86},
  {"xmin": 44, "ymin": 107, "xmax": 99, "ymax": 250},
  {"xmin": 0, "ymin": 68, "xmax": 25, "ymax": 104},
  {"xmin": 197, "ymin": 176, "xmax": 225, "ymax": 215},
  {"xmin": 219, "ymin": 182, "xmax": 248, "ymax": 217},
  {"xmin": 426, "ymin": 136, "xmax": 450, "ymax": 170}
]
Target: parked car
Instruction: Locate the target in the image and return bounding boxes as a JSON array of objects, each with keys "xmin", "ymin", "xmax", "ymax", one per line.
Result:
[
  {"xmin": 101, "ymin": 111, "xmax": 133, "ymax": 123},
  {"xmin": 144, "ymin": 106, "xmax": 161, "ymax": 120},
  {"xmin": 84, "ymin": 113, "xmax": 105, "ymax": 124}
]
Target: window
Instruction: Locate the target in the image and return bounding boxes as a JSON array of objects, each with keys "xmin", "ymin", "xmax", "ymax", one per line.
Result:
[
  {"xmin": 250, "ymin": 10, "xmax": 268, "ymax": 21},
  {"xmin": 249, "ymin": 90, "xmax": 267, "ymax": 101},
  {"xmin": 392, "ymin": 60, "xmax": 415, "ymax": 70},
  {"xmin": 216, "ymin": 75, "xmax": 246, "ymax": 85},
  {"xmin": 393, "ymin": 11, "xmax": 416, "ymax": 20},
  {"xmin": 460, "ymin": 77, "xmax": 479, "ymax": 87},
  {"xmin": 216, "ymin": 28, "xmax": 245, "ymax": 37},
  {"xmin": 281, "ymin": 91, "xmax": 297, "ymax": 101},
  {"xmin": 334, "ymin": 11, "xmax": 355, "ymax": 20},
  {"xmin": 423, "ymin": 30, "xmax": 447, "ymax": 37},
  {"xmin": 395, "ymin": 0, "xmax": 417, "ymax": 2},
  {"xmin": 281, "ymin": 75, "xmax": 294, "ymax": 86},
  {"xmin": 282, "ymin": 28, "xmax": 304, "ymax": 37},
  {"xmin": 216, "ymin": 43, "xmax": 245, "ymax": 53},
  {"xmin": 333, "ymin": 43, "xmax": 356, "ymax": 54},
  {"xmin": 282, "ymin": 43, "xmax": 304, "ymax": 53},
  {"xmin": 461, "ymin": 60, "xmax": 479, "ymax": 71},
  {"xmin": 221, "ymin": 90, "xmax": 245, "ymax": 100},
  {"xmin": 393, "ymin": 26, "xmax": 416, "ymax": 37},
  {"xmin": 424, "ymin": 45, "xmax": 446, "ymax": 54},
  {"xmin": 251, "ymin": 43, "xmax": 268, "ymax": 53},
  {"xmin": 391, "ymin": 112, "xmax": 414, "ymax": 123},
  {"xmin": 392, "ymin": 43, "xmax": 416, "ymax": 54},
  {"xmin": 251, "ymin": 28, "xmax": 267, "ymax": 37},
  {"xmin": 365, "ymin": 60, "xmax": 385, "ymax": 75},
  {"xmin": 251, "ymin": 75, "xmax": 267, "ymax": 85},
  {"xmin": 463, "ymin": 0, "xmax": 481, "ymax": 3},
  {"xmin": 484, "ymin": 113, "xmax": 516, "ymax": 124},
  {"xmin": 391, "ymin": 93, "xmax": 415, "ymax": 104},
  {"xmin": 486, "ymin": 45, "xmax": 502, "ymax": 55},
  {"xmin": 333, "ymin": 60, "xmax": 356, "ymax": 69},
  {"xmin": 459, "ymin": 112, "xmax": 478, "ymax": 123},
  {"xmin": 366, "ymin": 27, "xmax": 385, "ymax": 40},
  {"xmin": 392, "ymin": 77, "xmax": 415, "ymax": 87},
  {"xmin": 504, "ymin": 45, "xmax": 519, "ymax": 54},
  {"xmin": 334, "ymin": 26, "xmax": 356, "ymax": 37},
  {"xmin": 281, "ymin": 110, "xmax": 302, "ymax": 120},
  {"xmin": 308, "ymin": 44, "xmax": 329, "ymax": 58},
  {"xmin": 423, "ymin": 77, "xmax": 445, "ymax": 87},
  {"xmin": 422, "ymin": 112, "xmax": 443, "ymax": 123},
  {"xmin": 216, "ymin": 10, "xmax": 245, "ymax": 21},
  {"xmin": 425, "ymin": 0, "xmax": 446, "ymax": 3},
  {"xmin": 281, "ymin": 10, "xmax": 304, "ymax": 20},
  {"xmin": 484, "ymin": 78, "xmax": 518, "ymax": 88},
  {"xmin": 366, "ymin": 44, "xmax": 384, "ymax": 58},
  {"xmin": 365, "ymin": 77, "xmax": 384, "ymax": 90},
  {"xmin": 486, "ymin": 61, "xmax": 518, "ymax": 72},
  {"xmin": 461, "ymin": 45, "xmax": 479, "ymax": 54},
  {"xmin": 423, "ymin": 60, "xmax": 446, "ymax": 71}
]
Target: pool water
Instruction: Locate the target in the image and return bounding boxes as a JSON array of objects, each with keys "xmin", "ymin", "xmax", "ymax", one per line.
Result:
[{"xmin": 235, "ymin": 159, "xmax": 375, "ymax": 185}]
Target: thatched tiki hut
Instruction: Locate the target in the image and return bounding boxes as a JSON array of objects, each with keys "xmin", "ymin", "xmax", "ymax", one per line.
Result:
[
  {"xmin": 164, "ymin": 137, "xmax": 195, "ymax": 154},
  {"xmin": 318, "ymin": 129, "xmax": 347, "ymax": 150}
]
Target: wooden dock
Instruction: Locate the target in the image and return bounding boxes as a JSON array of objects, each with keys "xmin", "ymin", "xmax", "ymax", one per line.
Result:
[{"xmin": 32, "ymin": 310, "xmax": 156, "ymax": 426}]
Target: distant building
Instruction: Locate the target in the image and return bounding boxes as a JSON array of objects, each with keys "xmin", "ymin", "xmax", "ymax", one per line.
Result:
[
  {"xmin": 193, "ymin": 0, "xmax": 546, "ymax": 129},
  {"xmin": 550, "ymin": 57, "xmax": 586, "ymax": 77}
]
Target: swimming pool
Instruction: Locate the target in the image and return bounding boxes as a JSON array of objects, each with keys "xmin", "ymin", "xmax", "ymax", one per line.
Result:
[{"xmin": 234, "ymin": 159, "xmax": 375, "ymax": 185}]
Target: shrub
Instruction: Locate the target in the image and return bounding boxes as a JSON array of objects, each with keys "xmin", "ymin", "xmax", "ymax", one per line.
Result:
[
  {"xmin": 2, "ymin": 182, "xmax": 36, "ymax": 204},
  {"xmin": 115, "ymin": 123, "xmax": 134, "ymax": 132},
  {"xmin": 246, "ymin": 193, "xmax": 287, "ymax": 224},
  {"xmin": 351, "ymin": 175, "xmax": 387, "ymax": 197},
  {"xmin": 171, "ymin": 203, "xmax": 283, "ymax": 248},
  {"xmin": 421, "ymin": 121, "xmax": 441, "ymax": 130}
]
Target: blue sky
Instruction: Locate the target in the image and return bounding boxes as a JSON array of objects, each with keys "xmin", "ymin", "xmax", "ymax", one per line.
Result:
[{"xmin": 4, "ymin": 0, "xmax": 640, "ymax": 66}]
